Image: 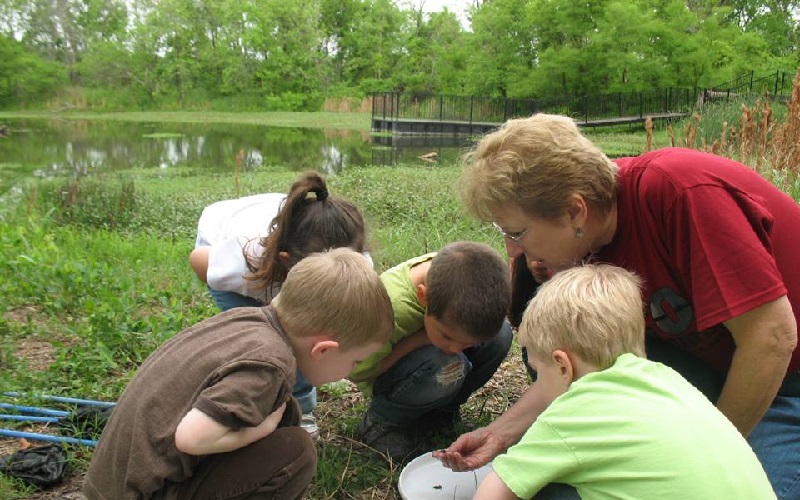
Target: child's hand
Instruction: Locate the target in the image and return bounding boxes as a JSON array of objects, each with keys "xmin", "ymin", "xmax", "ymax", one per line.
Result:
[
  {"xmin": 251, "ymin": 402, "xmax": 287, "ymax": 440},
  {"xmin": 175, "ymin": 403, "xmax": 288, "ymax": 456}
]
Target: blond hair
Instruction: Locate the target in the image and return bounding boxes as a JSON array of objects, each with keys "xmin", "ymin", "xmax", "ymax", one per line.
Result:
[
  {"xmin": 459, "ymin": 114, "xmax": 618, "ymax": 222},
  {"xmin": 273, "ymin": 248, "xmax": 393, "ymax": 350},
  {"xmin": 519, "ymin": 264, "xmax": 645, "ymax": 369}
]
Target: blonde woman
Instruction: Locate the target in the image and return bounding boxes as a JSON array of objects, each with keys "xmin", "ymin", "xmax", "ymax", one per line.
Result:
[{"xmin": 437, "ymin": 114, "xmax": 800, "ymax": 499}]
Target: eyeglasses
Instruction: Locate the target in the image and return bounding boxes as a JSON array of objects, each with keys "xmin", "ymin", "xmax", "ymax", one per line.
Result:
[{"xmin": 492, "ymin": 222, "xmax": 531, "ymax": 243}]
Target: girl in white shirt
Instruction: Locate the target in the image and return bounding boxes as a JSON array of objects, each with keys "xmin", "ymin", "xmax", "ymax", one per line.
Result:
[{"xmin": 189, "ymin": 171, "xmax": 370, "ymax": 438}]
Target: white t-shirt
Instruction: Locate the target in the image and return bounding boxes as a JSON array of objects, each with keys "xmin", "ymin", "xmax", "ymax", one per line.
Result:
[
  {"xmin": 195, "ymin": 193, "xmax": 372, "ymax": 303},
  {"xmin": 195, "ymin": 193, "xmax": 285, "ymax": 303}
]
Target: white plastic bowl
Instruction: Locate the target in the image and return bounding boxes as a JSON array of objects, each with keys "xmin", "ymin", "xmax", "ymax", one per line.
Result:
[{"xmin": 398, "ymin": 452, "xmax": 494, "ymax": 500}]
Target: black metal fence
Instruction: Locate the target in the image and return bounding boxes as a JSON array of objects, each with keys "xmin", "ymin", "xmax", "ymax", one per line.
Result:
[
  {"xmin": 710, "ymin": 70, "xmax": 792, "ymax": 97},
  {"xmin": 372, "ymin": 71, "xmax": 794, "ymax": 127}
]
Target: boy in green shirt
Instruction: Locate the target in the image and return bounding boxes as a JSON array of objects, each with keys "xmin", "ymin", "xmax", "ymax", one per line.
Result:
[
  {"xmin": 469, "ymin": 264, "xmax": 775, "ymax": 499},
  {"xmin": 350, "ymin": 241, "xmax": 512, "ymax": 463}
]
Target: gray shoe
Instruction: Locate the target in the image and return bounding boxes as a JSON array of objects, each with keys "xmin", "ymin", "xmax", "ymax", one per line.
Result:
[
  {"xmin": 356, "ymin": 413, "xmax": 420, "ymax": 463},
  {"xmin": 301, "ymin": 412, "xmax": 319, "ymax": 440}
]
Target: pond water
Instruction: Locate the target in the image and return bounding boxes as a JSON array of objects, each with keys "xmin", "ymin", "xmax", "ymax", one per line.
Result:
[{"xmin": 0, "ymin": 119, "xmax": 474, "ymax": 184}]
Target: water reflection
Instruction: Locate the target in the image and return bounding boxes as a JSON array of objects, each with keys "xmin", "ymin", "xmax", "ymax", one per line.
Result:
[{"xmin": 0, "ymin": 119, "xmax": 475, "ymax": 184}]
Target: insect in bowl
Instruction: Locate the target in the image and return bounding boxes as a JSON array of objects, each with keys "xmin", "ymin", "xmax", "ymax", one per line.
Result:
[{"xmin": 397, "ymin": 452, "xmax": 493, "ymax": 499}]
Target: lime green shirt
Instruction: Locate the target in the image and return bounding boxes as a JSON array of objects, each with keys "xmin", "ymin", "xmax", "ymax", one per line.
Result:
[
  {"xmin": 349, "ymin": 253, "xmax": 435, "ymax": 396},
  {"xmin": 493, "ymin": 353, "xmax": 775, "ymax": 499}
]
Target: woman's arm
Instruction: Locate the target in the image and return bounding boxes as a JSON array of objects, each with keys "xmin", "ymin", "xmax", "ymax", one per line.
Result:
[
  {"xmin": 189, "ymin": 246, "xmax": 211, "ymax": 283},
  {"xmin": 174, "ymin": 403, "xmax": 286, "ymax": 455},
  {"xmin": 718, "ymin": 296, "xmax": 797, "ymax": 436},
  {"xmin": 434, "ymin": 382, "xmax": 551, "ymax": 471}
]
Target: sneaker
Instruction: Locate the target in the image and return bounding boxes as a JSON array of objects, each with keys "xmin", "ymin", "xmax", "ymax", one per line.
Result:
[
  {"xmin": 356, "ymin": 413, "xmax": 421, "ymax": 463},
  {"xmin": 301, "ymin": 412, "xmax": 319, "ymax": 440}
]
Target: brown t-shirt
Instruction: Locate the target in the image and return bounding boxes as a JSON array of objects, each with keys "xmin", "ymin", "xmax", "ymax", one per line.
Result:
[{"xmin": 83, "ymin": 306, "xmax": 298, "ymax": 500}]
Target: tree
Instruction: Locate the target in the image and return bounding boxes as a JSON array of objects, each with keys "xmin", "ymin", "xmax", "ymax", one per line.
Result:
[
  {"xmin": 466, "ymin": 0, "xmax": 538, "ymax": 97},
  {"xmin": 0, "ymin": 34, "xmax": 66, "ymax": 107}
]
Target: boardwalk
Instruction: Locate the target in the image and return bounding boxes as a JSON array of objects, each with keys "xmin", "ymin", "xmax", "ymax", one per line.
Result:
[
  {"xmin": 372, "ymin": 112, "xmax": 687, "ymax": 135},
  {"xmin": 372, "ymin": 72, "xmax": 794, "ymax": 136}
]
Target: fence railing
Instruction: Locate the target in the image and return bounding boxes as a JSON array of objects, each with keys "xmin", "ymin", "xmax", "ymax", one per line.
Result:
[
  {"xmin": 372, "ymin": 71, "xmax": 794, "ymax": 128},
  {"xmin": 709, "ymin": 70, "xmax": 792, "ymax": 98}
]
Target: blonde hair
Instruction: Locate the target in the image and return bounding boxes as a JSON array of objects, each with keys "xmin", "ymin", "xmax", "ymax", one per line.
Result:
[
  {"xmin": 459, "ymin": 114, "xmax": 618, "ymax": 222},
  {"xmin": 273, "ymin": 248, "xmax": 393, "ymax": 350},
  {"xmin": 519, "ymin": 264, "xmax": 645, "ymax": 369}
]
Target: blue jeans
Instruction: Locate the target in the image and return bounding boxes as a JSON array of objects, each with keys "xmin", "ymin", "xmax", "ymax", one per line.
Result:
[
  {"xmin": 369, "ymin": 321, "xmax": 513, "ymax": 425},
  {"xmin": 646, "ymin": 336, "xmax": 800, "ymax": 500},
  {"xmin": 209, "ymin": 288, "xmax": 317, "ymax": 414}
]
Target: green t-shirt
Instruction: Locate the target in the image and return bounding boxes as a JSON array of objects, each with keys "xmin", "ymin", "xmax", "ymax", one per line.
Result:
[
  {"xmin": 349, "ymin": 253, "xmax": 435, "ymax": 396},
  {"xmin": 493, "ymin": 353, "xmax": 775, "ymax": 500}
]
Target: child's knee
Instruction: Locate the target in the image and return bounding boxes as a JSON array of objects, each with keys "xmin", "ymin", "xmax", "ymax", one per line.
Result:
[
  {"xmin": 259, "ymin": 427, "xmax": 317, "ymax": 496},
  {"xmin": 435, "ymin": 356, "xmax": 469, "ymax": 388}
]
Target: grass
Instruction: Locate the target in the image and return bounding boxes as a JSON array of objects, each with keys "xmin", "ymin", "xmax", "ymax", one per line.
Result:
[
  {"xmin": 0, "ymin": 110, "xmax": 372, "ymax": 131},
  {"xmin": 1, "ymin": 83, "xmax": 799, "ymax": 497},
  {"xmin": 0, "ymin": 161, "xmax": 526, "ymax": 499}
]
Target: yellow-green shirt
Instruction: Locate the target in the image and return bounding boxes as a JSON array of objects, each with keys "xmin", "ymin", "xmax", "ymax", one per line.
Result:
[{"xmin": 349, "ymin": 253, "xmax": 435, "ymax": 396}]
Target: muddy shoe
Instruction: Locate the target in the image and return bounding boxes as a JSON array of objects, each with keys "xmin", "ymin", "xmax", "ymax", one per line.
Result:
[{"xmin": 356, "ymin": 413, "xmax": 421, "ymax": 464}]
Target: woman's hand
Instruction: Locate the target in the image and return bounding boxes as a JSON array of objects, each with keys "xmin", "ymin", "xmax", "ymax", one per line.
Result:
[
  {"xmin": 432, "ymin": 427, "xmax": 507, "ymax": 471},
  {"xmin": 434, "ymin": 382, "xmax": 552, "ymax": 470}
]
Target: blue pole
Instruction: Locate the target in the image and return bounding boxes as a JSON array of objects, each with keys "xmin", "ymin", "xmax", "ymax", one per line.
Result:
[
  {"xmin": 0, "ymin": 403, "xmax": 69, "ymax": 417},
  {"xmin": 0, "ymin": 428, "xmax": 97, "ymax": 447},
  {"xmin": 3, "ymin": 392, "xmax": 116, "ymax": 409},
  {"xmin": 0, "ymin": 414, "xmax": 59, "ymax": 423}
]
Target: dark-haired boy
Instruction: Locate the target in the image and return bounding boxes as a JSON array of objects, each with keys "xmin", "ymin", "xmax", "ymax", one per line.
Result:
[{"xmin": 350, "ymin": 241, "xmax": 512, "ymax": 462}]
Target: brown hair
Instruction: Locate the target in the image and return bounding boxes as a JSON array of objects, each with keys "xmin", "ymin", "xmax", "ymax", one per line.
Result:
[
  {"xmin": 459, "ymin": 114, "xmax": 618, "ymax": 222},
  {"xmin": 519, "ymin": 264, "xmax": 646, "ymax": 369},
  {"xmin": 426, "ymin": 241, "xmax": 511, "ymax": 341},
  {"xmin": 273, "ymin": 248, "xmax": 393, "ymax": 349},
  {"xmin": 246, "ymin": 171, "xmax": 366, "ymax": 293}
]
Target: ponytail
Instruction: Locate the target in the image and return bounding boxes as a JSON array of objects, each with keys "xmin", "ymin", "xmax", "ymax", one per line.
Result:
[{"xmin": 245, "ymin": 171, "xmax": 366, "ymax": 291}]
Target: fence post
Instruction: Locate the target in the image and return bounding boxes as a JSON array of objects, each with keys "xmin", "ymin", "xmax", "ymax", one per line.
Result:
[
  {"xmin": 584, "ymin": 95, "xmax": 589, "ymax": 122},
  {"xmin": 439, "ymin": 95, "xmax": 444, "ymax": 121},
  {"xmin": 639, "ymin": 92, "xmax": 643, "ymax": 119},
  {"xmin": 781, "ymin": 71, "xmax": 787, "ymax": 96},
  {"xmin": 392, "ymin": 93, "xmax": 398, "ymax": 132},
  {"xmin": 750, "ymin": 70, "xmax": 754, "ymax": 93},
  {"xmin": 775, "ymin": 70, "xmax": 780, "ymax": 96},
  {"xmin": 469, "ymin": 96, "xmax": 475, "ymax": 126}
]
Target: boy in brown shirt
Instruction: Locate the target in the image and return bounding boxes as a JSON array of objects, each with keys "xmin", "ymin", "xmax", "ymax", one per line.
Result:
[{"xmin": 83, "ymin": 248, "xmax": 393, "ymax": 499}]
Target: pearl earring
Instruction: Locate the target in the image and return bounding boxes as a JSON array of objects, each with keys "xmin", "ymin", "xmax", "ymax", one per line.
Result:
[{"xmin": 576, "ymin": 228, "xmax": 584, "ymax": 238}]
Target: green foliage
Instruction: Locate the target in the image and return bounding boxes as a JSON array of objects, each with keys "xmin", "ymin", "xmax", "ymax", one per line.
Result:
[
  {"xmin": 0, "ymin": 34, "xmax": 66, "ymax": 108},
  {"xmin": 1, "ymin": 0, "xmax": 798, "ymax": 109}
]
